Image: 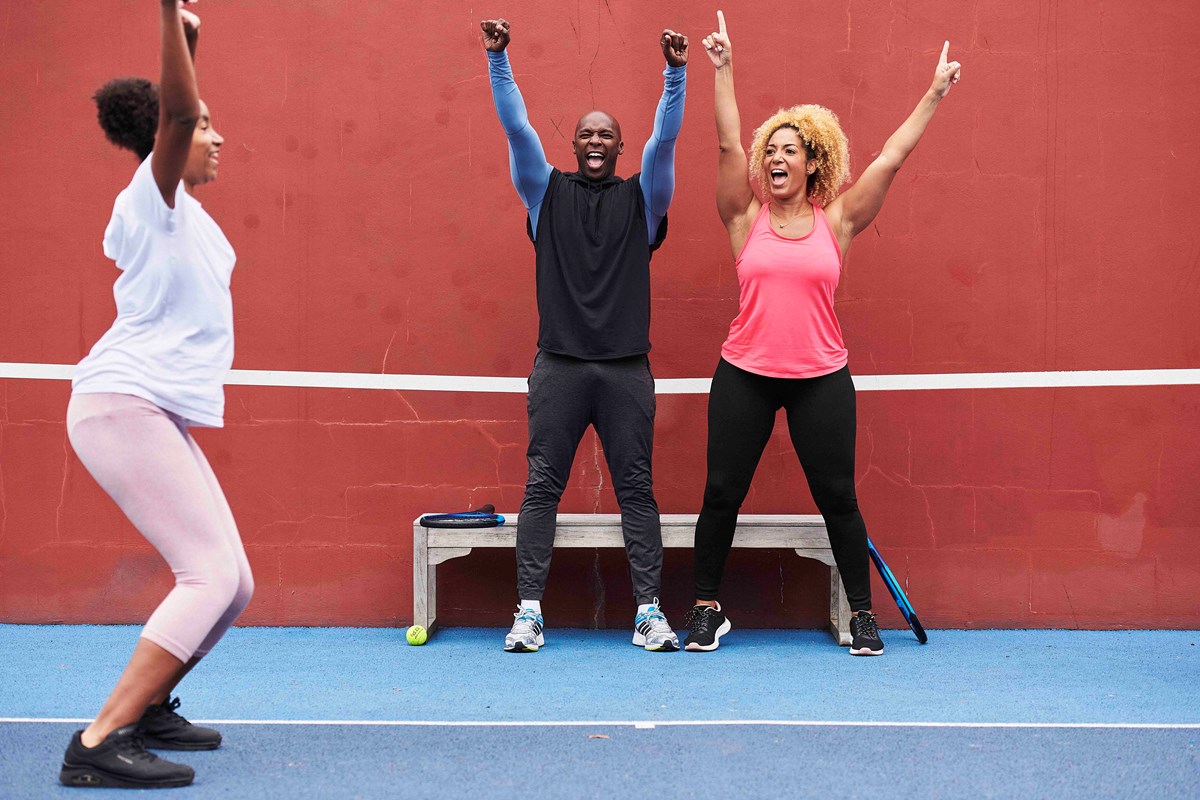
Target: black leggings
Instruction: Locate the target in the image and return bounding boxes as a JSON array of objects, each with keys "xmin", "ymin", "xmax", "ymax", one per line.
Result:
[{"xmin": 693, "ymin": 359, "xmax": 872, "ymax": 610}]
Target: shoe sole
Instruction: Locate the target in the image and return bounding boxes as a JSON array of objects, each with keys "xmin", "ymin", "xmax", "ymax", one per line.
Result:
[
  {"xmin": 141, "ymin": 737, "xmax": 221, "ymax": 751},
  {"xmin": 631, "ymin": 632, "xmax": 680, "ymax": 652},
  {"xmin": 60, "ymin": 765, "xmax": 193, "ymax": 789},
  {"xmin": 849, "ymin": 646, "xmax": 884, "ymax": 656},
  {"xmin": 504, "ymin": 635, "xmax": 545, "ymax": 653},
  {"xmin": 684, "ymin": 618, "xmax": 732, "ymax": 652}
]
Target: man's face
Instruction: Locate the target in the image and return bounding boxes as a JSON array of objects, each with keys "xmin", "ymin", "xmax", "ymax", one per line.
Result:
[{"xmin": 572, "ymin": 110, "xmax": 623, "ymax": 181}]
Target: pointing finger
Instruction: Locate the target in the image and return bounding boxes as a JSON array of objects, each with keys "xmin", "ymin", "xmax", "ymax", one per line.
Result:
[{"xmin": 717, "ymin": 10, "xmax": 726, "ymax": 35}]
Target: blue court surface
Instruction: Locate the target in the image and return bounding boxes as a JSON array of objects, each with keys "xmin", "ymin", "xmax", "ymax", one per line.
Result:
[{"xmin": 1, "ymin": 625, "xmax": 1197, "ymax": 798}]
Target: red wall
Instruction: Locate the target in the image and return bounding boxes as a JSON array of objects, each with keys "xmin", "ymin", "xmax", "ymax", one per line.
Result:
[{"xmin": 2, "ymin": 1, "xmax": 1198, "ymax": 630}]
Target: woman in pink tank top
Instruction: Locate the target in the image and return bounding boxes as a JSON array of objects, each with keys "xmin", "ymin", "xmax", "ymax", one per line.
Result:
[{"xmin": 682, "ymin": 11, "xmax": 962, "ymax": 656}]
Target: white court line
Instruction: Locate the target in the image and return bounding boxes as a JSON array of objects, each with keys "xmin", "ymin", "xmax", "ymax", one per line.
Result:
[
  {"xmin": 1, "ymin": 362, "xmax": 1199, "ymax": 393},
  {"xmin": 3, "ymin": 718, "xmax": 1197, "ymax": 730}
]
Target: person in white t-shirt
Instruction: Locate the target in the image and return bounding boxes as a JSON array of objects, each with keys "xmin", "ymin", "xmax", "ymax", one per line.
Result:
[{"xmin": 59, "ymin": 2, "xmax": 252, "ymax": 790}]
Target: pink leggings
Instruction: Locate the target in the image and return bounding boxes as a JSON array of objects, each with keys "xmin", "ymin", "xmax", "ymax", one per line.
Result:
[{"xmin": 67, "ymin": 393, "xmax": 254, "ymax": 663}]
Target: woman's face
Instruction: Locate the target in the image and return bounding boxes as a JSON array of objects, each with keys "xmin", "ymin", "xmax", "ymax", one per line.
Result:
[
  {"xmin": 183, "ymin": 100, "xmax": 224, "ymax": 188},
  {"xmin": 762, "ymin": 127, "xmax": 814, "ymax": 199}
]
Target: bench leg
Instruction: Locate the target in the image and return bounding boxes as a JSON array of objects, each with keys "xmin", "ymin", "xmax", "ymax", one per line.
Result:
[
  {"xmin": 426, "ymin": 564, "xmax": 438, "ymax": 635},
  {"xmin": 829, "ymin": 565, "xmax": 852, "ymax": 646},
  {"xmin": 413, "ymin": 526, "xmax": 432, "ymax": 631},
  {"xmin": 414, "ymin": 562, "xmax": 446, "ymax": 636},
  {"xmin": 420, "ymin": 548, "xmax": 474, "ymax": 637}
]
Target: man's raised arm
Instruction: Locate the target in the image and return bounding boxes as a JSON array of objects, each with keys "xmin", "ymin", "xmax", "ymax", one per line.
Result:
[
  {"xmin": 482, "ymin": 19, "xmax": 552, "ymax": 229},
  {"xmin": 641, "ymin": 29, "xmax": 688, "ymax": 243}
]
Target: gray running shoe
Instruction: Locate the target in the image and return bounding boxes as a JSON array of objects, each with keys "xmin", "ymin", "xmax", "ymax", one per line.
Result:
[
  {"xmin": 632, "ymin": 599, "xmax": 679, "ymax": 652},
  {"xmin": 504, "ymin": 606, "xmax": 544, "ymax": 653}
]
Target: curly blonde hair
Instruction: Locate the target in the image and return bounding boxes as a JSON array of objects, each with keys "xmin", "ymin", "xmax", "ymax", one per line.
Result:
[{"xmin": 749, "ymin": 105, "xmax": 850, "ymax": 207}]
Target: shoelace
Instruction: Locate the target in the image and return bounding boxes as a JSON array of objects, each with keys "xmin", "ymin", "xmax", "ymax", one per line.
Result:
[
  {"xmin": 684, "ymin": 606, "xmax": 715, "ymax": 634},
  {"xmin": 511, "ymin": 608, "xmax": 540, "ymax": 633},
  {"xmin": 856, "ymin": 612, "xmax": 880, "ymax": 640},
  {"xmin": 158, "ymin": 696, "xmax": 189, "ymax": 724},
  {"xmin": 113, "ymin": 730, "xmax": 159, "ymax": 763},
  {"xmin": 636, "ymin": 604, "xmax": 672, "ymax": 634}
]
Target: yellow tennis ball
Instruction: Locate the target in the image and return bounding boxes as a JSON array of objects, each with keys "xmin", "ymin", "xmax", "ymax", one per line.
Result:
[{"xmin": 406, "ymin": 625, "xmax": 427, "ymax": 646}]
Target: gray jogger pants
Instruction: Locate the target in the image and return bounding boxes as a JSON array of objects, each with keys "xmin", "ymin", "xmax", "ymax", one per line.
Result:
[{"xmin": 516, "ymin": 350, "xmax": 662, "ymax": 605}]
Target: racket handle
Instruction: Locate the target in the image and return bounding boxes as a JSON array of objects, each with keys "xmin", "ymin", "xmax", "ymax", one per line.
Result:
[{"xmin": 476, "ymin": 504, "xmax": 495, "ymax": 515}]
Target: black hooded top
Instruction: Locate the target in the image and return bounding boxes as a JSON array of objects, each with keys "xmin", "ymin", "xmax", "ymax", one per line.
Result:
[{"xmin": 526, "ymin": 168, "xmax": 668, "ymax": 359}]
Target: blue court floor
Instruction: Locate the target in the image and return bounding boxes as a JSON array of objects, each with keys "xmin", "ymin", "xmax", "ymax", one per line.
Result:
[{"xmin": 1, "ymin": 625, "xmax": 1197, "ymax": 798}]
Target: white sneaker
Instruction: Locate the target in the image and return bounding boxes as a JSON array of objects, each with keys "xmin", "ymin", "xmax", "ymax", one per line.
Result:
[
  {"xmin": 632, "ymin": 599, "xmax": 679, "ymax": 652},
  {"xmin": 504, "ymin": 606, "xmax": 545, "ymax": 653}
]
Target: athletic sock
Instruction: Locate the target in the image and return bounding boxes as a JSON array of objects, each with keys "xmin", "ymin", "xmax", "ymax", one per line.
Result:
[{"xmin": 520, "ymin": 599, "xmax": 542, "ymax": 614}]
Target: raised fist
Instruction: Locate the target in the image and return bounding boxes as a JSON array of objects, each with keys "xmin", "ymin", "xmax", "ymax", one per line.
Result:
[
  {"xmin": 480, "ymin": 19, "xmax": 511, "ymax": 53},
  {"xmin": 661, "ymin": 29, "xmax": 688, "ymax": 67}
]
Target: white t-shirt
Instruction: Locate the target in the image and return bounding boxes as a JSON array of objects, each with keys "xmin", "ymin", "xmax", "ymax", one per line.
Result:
[{"xmin": 73, "ymin": 154, "xmax": 236, "ymax": 427}]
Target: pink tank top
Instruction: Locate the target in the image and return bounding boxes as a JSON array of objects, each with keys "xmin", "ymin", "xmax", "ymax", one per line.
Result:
[{"xmin": 720, "ymin": 203, "xmax": 848, "ymax": 378}]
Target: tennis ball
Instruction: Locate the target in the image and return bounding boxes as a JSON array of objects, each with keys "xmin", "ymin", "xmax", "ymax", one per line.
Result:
[{"xmin": 406, "ymin": 625, "xmax": 428, "ymax": 646}]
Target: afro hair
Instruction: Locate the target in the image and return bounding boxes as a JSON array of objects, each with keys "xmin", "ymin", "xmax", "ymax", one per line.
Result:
[
  {"xmin": 749, "ymin": 104, "xmax": 850, "ymax": 207},
  {"xmin": 93, "ymin": 77, "xmax": 159, "ymax": 161}
]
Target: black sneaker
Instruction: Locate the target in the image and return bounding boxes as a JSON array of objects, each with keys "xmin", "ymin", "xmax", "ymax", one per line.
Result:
[
  {"xmin": 849, "ymin": 610, "xmax": 885, "ymax": 656},
  {"xmin": 139, "ymin": 695, "xmax": 222, "ymax": 751},
  {"xmin": 683, "ymin": 603, "xmax": 732, "ymax": 652},
  {"xmin": 59, "ymin": 725, "xmax": 195, "ymax": 788}
]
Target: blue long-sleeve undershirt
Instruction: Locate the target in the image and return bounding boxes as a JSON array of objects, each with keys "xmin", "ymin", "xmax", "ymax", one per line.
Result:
[
  {"xmin": 487, "ymin": 50, "xmax": 686, "ymax": 243},
  {"xmin": 640, "ymin": 63, "xmax": 686, "ymax": 235},
  {"xmin": 486, "ymin": 50, "xmax": 552, "ymax": 226}
]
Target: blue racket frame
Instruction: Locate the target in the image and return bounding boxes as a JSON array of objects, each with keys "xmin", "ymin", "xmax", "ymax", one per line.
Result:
[
  {"xmin": 419, "ymin": 504, "xmax": 505, "ymax": 529},
  {"xmin": 866, "ymin": 537, "xmax": 928, "ymax": 644}
]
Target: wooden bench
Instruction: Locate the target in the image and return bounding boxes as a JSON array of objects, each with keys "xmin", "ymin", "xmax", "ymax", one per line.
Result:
[{"xmin": 413, "ymin": 513, "xmax": 851, "ymax": 645}]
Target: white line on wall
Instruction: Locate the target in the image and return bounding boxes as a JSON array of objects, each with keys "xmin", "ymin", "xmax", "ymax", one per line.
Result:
[{"xmin": 1, "ymin": 363, "xmax": 1198, "ymax": 394}]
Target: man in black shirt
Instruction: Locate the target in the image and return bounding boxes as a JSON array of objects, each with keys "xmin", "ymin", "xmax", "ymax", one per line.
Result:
[{"xmin": 481, "ymin": 18, "xmax": 688, "ymax": 652}]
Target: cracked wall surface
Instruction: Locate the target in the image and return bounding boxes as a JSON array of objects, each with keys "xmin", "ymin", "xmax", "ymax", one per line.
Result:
[{"xmin": 1, "ymin": 1, "xmax": 1198, "ymax": 628}]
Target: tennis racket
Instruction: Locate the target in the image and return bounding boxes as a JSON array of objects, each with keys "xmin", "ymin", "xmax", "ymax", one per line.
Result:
[
  {"xmin": 419, "ymin": 504, "xmax": 505, "ymax": 528},
  {"xmin": 866, "ymin": 537, "xmax": 928, "ymax": 644}
]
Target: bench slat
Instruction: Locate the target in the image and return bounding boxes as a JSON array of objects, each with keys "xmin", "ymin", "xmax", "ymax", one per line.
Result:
[
  {"xmin": 425, "ymin": 513, "xmax": 830, "ymax": 549},
  {"xmin": 426, "ymin": 527, "xmax": 833, "ymax": 549}
]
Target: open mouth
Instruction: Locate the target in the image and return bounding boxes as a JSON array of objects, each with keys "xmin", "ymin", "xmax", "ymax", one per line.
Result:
[
  {"xmin": 586, "ymin": 151, "xmax": 605, "ymax": 169},
  {"xmin": 770, "ymin": 168, "xmax": 787, "ymax": 186}
]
